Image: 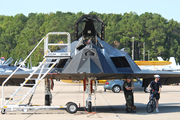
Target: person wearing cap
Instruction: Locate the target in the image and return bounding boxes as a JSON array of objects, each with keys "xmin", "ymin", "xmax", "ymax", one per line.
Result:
[
  {"xmin": 148, "ymin": 74, "xmax": 162, "ymax": 112},
  {"xmin": 123, "ymin": 76, "xmax": 136, "ymax": 113}
]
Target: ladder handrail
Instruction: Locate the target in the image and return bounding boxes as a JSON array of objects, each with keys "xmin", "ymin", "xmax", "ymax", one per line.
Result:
[
  {"xmin": 17, "ymin": 58, "xmax": 60, "ymax": 105},
  {"xmin": 3, "ymin": 58, "xmax": 60, "ymax": 107},
  {"xmin": 1, "ymin": 36, "xmax": 46, "ymax": 108},
  {"xmin": 2, "ymin": 36, "xmax": 46, "ymax": 86},
  {"xmin": 3, "ymin": 58, "xmax": 47, "ymax": 106},
  {"xmin": 1, "ymin": 32, "xmax": 71, "ymax": 108},
  {"xmin": 44, "ymin": 32, "xmax": 71, "ymax": 55}
]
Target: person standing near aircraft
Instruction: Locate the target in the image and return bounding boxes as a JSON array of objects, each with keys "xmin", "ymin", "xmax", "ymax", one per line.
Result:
[
  {"xmin": 123, "ymin": 76, "xmax": 136, "ymax": 113},
  {"xmin": 148, "ymin": 74, "xmax": 162, "ymax": 112}
]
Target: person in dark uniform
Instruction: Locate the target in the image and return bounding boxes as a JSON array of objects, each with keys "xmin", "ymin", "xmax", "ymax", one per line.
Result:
[
  {"xmin": 123, "ymin": 76, "xmax": 136, "ymax": 113},
  {"xmin": 148, "ymin": 74, "xmax": 162, "ymax": 112}
]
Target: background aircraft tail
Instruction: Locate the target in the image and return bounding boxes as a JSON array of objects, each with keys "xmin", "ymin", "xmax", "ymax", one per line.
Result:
[
  {"xmin": 169, "ymin": 57, "xmax": 176, "ymax": 67},
  {"xmin": 157, "ymin": 57, "xmax": 164, "ymax": 61}
]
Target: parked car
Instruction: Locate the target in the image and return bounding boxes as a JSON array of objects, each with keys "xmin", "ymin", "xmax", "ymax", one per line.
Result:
[{"xmin": 104, "ymin": 79, "xmax": 150, "ymax": 93}]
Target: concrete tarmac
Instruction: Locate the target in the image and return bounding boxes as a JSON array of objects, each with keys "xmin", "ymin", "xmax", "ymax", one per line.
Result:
[{"xmin": 0, "ymin": 81, "xmax": 180, "ymax": 120}]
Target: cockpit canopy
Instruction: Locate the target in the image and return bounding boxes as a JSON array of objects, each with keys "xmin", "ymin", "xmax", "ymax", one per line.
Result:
[{"xmin": 75, "ymin": 15, "xmax": 105, "ymax": 41}]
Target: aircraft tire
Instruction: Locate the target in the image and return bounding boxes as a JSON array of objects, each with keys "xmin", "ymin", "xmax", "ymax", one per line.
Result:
[
  {"xmin": 87, "ymin": 101, "xmax": 92, "ymax": 112},
  {"xmin": 45, "ymin": 95, "xmax": 50, "ymax": 106}
]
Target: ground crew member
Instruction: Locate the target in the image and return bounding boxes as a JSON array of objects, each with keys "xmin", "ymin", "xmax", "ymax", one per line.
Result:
[{"xmin": 123, "ymin": 76, "xmax": 136, "ymax": 113}]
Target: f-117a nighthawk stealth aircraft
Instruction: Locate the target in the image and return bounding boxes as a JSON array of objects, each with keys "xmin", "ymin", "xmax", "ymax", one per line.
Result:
[
  {"xmin": 48, "ymin": 15, "xmax": 180, "ymax": 86},
  {"xmin": 2, "ymin": 15, "xmax": 180, "ymax": 114}
]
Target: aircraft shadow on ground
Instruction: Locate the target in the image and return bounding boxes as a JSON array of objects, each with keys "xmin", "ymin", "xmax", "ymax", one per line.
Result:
[{"xmin": 78, "ymin": 103, "xmax": 180, "ymax": 114}]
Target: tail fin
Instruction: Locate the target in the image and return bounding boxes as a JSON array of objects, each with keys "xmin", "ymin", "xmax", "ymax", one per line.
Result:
[
  {"xmin": 169, "ymin": 57, "xmax": 176, "ymax": 66},
  {"xmin": 157, "ymin": 57, "xmax": 164, "ymax": 61}
]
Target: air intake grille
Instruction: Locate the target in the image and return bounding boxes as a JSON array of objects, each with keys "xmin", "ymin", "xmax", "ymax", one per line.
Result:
[{"xmin": 111, "ymin": 57, "xmax": 130, "ymax": 68}]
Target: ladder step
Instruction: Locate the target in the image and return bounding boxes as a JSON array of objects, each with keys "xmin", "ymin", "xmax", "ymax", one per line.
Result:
[
  {"xmin": 45, "ymin": 62, "xmax": 57, "ymax": 63},
  {"xmin": 11, "ymin": 100, "xmax": 21, "ymax": 102},
  {"xmin": 25, "ymin": 78, "xmax": 36, "ymax": 80},
  {"xmin": 14, "ymin": 94, "xmax": 25, "ymax": 96},
  {"xmin": 5, "ymin": 98, "xmax": 21, "ymax": 102},
  {"xmin": 5, "ymin": 104, "xmax": 17, "ymax": 106},
  {"xmin": 34, "ymin": 73, "xmax": 47, "ymax": 74},
  {"xmin": 25, "ymin": 84, "xmax": 36, "ymax": 86},
  {"xmin": 16, "ymin": 89, "xmax": 31, "ymax": 91},
  {"xmin": 30, "ymin": 73, "xmax": 40, "ymax": 76},
  {"xmin": 20, "ymin": 84, "xmax": 35, "ymax": 86},
  {"xmin": 38, "ymin": 68, "xmax": 51, "ymax": 69},
  {"xmin": 5, "ymin": 97, "xmax": 13, "ymax": 100}
]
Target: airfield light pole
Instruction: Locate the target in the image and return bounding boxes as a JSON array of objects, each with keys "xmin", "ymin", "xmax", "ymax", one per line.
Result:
[
  {"xmin": 143, "ymin": 42, "xmax": 145, "ymax": 61},
  {"xmin": 132, "ymin": 37, "xmax": 135, "ymax": 60},
  {"xmin": 148, "ymin": 50, "xmax": 150, "ymax": 61}
]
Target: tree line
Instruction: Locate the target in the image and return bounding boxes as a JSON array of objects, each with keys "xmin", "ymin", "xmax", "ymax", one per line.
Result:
[{"xmin": 0, "ymin": 11, "xmax": 180, "ymax": 67}]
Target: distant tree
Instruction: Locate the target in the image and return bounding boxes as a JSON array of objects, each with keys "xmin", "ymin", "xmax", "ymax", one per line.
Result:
[{"xmin": 0, "ymin": 11, "xmax": 180, "ymax": 65}]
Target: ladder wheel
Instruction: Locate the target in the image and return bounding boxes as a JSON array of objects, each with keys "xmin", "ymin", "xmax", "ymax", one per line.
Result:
[
  {"xmin": 65, "ymin": 102, "xmax": 74, "ymax": 112},
  {"xmin": 66, "ymin": 102, "xmax": 78, "ymax": 114},
  {"xmin": 1, "ymin": 109, "xmax": 6, "ymax": 114}
]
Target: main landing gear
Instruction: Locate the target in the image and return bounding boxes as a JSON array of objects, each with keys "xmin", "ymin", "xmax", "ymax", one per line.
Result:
[{"xmin": 83, "ymin": 77, "xmax": 97, "ymax": 112}]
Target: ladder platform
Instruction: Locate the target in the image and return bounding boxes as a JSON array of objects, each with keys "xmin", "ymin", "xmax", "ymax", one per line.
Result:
[
  {"xmin": 45, "ymin": 56, "xmax": 70, "ymax": 60},
  {"xmin": 45, "ymin": 52, "xmax": 70, "ymax": 57}
]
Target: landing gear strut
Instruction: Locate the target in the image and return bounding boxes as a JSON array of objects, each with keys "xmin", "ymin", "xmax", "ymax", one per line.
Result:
[{"xmin": 84, "ymin": 77, "xmax": 97, "ymax": 112}]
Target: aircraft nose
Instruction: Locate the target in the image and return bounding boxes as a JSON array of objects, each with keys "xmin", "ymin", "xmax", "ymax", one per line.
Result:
[{"xmin": 62, "ymin": 48, "xmax": 114, "ymax": 74}]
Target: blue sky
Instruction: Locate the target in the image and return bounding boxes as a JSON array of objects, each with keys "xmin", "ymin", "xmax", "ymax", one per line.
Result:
[{"xmin": 0, "ymin": 0, "xmax": 180, "ymax": 22}]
